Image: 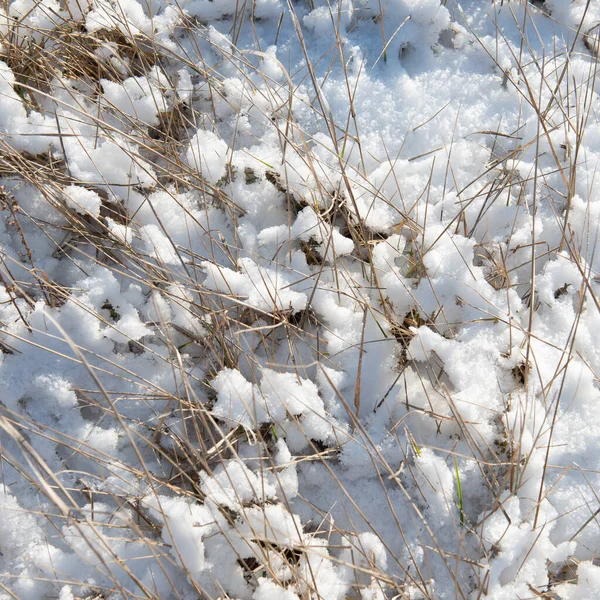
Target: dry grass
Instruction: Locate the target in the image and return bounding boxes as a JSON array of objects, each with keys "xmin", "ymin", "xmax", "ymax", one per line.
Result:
[{"xmin": 0, "ymin": 0, "xmax": 599, "ymax": 598}]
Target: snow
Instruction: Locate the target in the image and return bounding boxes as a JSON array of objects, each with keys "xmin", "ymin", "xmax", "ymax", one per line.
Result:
[
  {"xmin": 202, "ymin": 257, "xmax": 309, "ymax": 313},
  {"xmin": 186, "ymin": 129, "xmax": 230, "ymax": 185},
  {"xmin": 63, "ymin": 185, "xmax": 103, "ymax": 217},
  {"xmin": 2, "ymin": 0, "xmax": 600, "ymax": 598},
  {"xmin": 100, "ymin": 67, "xmax": 171, "ymax": 127},
  {"xmin": 555, "ymin": 562, "xmax": 600, "ymax": 600},
  {"xmin": 253, "ymin": 579, "xmax": 300, "ymax": 600}
]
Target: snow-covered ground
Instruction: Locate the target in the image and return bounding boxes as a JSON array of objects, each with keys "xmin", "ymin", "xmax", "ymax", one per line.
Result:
[{"xmin": 2, "ymin": 0, "xmax": 600, "ymax": 598}]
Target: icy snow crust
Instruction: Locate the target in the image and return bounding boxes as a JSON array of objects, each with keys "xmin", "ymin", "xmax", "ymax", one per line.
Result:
[{"xmin": 1, "ymin": 0, "xmax": 600, "ymax": 598}]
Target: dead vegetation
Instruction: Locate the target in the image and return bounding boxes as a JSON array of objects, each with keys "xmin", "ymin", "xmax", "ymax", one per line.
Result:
[{"xmin": 0, "ymin": 0, "xmax": 599, "ymax": 598}]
